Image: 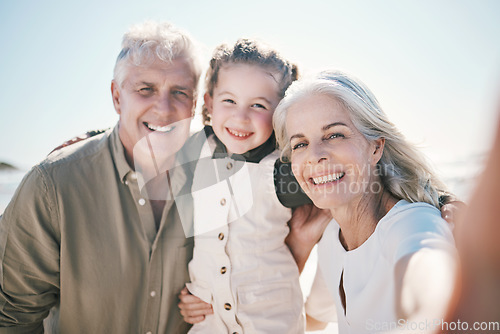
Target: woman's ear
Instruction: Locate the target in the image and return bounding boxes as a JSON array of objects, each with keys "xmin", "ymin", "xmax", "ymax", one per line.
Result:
[
  {"xmin": 371, "ymin": 137, "xmax": 385, "ymax": 165},
  {"xmin": 204, "ymin": 93, "xmax": 213, "ymax": 115}
]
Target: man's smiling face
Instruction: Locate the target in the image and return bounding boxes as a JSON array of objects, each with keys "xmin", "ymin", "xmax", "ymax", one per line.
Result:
[{"xmin": 111, "ymin": 58, "xmax": 196, "ymax": 168}]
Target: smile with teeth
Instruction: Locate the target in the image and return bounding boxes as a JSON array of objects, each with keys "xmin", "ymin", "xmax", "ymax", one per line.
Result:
[
  {"xmin": 311, "ymin": 172, "xmax": 345, "ymax": 185},
  {"xmin": 144, "ymin": 122, "xmax": 175, "ymax": 133},
  {"xmin": 226, "ymin": 128, "xmax": 252, "ymax": 138}
]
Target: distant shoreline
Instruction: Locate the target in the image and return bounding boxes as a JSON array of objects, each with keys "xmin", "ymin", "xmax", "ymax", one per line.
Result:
[{"xmin": 0, "ymin": 162, "xmax": 18, "ymax": 171}]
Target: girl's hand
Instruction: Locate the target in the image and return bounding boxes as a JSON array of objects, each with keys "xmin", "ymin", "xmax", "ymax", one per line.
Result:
[
  {"xmin": 286, "ymin": 204, "xmax": 332, "ymax": 273},
  {"xmin": 178, "ymin": 287, "xmax": 213, "ymax": 324}
]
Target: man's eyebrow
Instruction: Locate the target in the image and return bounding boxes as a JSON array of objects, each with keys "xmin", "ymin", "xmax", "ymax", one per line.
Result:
[
  {"xmin": 132, "ymin": 82, "xmax": 193, "ymax": 89},
  {"xmin": 173, "ymin": 84, "xmax": 192, "ymax": 90},
  {"xmin": 133, "ymin": 81, "xmax": 154, "ymax": 86}
]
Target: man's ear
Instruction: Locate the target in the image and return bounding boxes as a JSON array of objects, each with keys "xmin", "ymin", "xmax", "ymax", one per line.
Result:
[
  {"xmin": 111, "ymin": 80, "xmax": 121, "ymax": 115},
  {"xmin": 371, "ymin": 137, "xmax": 385, "ymax": 165},
  {"xmin": 191, "ymin": 97, "xmax": 197, "ymax": 117},
  {"xmin": 203, "ymin": 93, "xmax": 213, "ymax": 115}
]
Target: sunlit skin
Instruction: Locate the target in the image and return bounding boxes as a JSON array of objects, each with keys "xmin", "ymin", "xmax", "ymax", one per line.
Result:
[
  {"xmin": 205, "ymin": 64, "xmax": 281, "ymax": 155},
  {"xmin": 286, "ymin": 93, "xmax": 394, "ymax": 250},
  {"xmin": 111, "ymin": 58, "xmax": 196, "ymax": 169}
]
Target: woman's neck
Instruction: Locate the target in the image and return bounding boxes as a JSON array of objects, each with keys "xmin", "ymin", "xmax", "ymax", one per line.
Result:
[{"xmin": 332, "ymin": 191, "xmax": 398, "ymax": 251}]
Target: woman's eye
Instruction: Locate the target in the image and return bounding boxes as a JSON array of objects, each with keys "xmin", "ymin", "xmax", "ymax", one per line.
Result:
[
  {"xmin": 291, "ymin": 142, "xmax": 307, "ymax": 151},
  {"xmin": 327, "ymin": 133, "xmax": 344, "ymax": 140}
]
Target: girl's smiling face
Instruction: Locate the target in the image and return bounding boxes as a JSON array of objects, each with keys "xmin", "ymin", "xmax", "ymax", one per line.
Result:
[
  {"xmin": 286, "ymin": 93, "xmax": 383, "ymax": 211},
  {"xmin": 205, "ymin": 64, "xmax": 281, "ymax": 155}
]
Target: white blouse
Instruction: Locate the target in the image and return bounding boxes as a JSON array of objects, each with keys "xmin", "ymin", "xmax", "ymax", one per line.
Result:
[
  {"xmin": 305, "ymin": 200, "xmax": 456, "ymax": 334},
  {"xmin": 186, "ymin": 135, "xmax": 304, "ymax": 334}
]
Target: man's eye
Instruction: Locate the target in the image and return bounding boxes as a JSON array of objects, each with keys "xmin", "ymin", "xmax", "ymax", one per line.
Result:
[
  {"xmin": 138, "ymin": 87, "xmax": 153, "ymax": 94},
  {"xmin": 174, "ymin": 90, "xmax": 189, "ymax": 97}
]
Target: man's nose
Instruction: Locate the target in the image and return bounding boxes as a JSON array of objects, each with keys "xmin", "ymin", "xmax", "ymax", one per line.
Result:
[{"xmin": 155, "ymin": 94, "xmax": 174, "ymax": 115}]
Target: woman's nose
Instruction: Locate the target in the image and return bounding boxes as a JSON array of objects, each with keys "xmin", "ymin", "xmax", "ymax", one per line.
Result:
[{"xmin": 307, "ymin": 142, "xmax": 328, "ymax": 164}]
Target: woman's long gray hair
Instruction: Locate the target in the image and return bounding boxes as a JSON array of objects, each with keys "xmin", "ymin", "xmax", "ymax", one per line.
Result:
[{"xmin": 273, "ymin": 70, "xmax": 448, "ymax": 209}]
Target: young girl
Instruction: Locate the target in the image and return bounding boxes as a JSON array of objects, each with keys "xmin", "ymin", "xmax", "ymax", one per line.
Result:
[{"xmin": 183, "ymin": 39, "xmax": 306, "ymax": 334}]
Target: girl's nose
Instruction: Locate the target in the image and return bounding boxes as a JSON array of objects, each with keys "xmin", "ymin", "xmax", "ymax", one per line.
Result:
[{"xmin": 232, "ymin": 106, "xmax": 250, "ymax": 122}]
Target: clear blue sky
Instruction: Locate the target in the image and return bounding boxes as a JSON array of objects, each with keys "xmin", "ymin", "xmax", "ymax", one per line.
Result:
[{"xmin": 1, "ymin": 0, "xmax": 500, "ymax": 171}]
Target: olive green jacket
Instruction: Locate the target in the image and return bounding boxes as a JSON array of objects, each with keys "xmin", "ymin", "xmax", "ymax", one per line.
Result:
[{"xmin": 0, "ymin": 125, "xmax": 194, "ymax": 333}]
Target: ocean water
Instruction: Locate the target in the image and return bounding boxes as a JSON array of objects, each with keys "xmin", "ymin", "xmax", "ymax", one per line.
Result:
[{"xmin": 0, "ymin": 169, "xmax": 26, "ymax": 214}]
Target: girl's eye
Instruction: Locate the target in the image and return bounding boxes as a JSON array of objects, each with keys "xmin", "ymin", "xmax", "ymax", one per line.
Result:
[
  {"xmin": 251, "ymin": 103, "xmax": 267, "ymax": 110},
  {"xmin": 291, "ymin": 142, "xmax": 307, "ymax": 151},
  {"xmin": 223, "ymin": 99, "xmax": 235, "ymax": 104}
]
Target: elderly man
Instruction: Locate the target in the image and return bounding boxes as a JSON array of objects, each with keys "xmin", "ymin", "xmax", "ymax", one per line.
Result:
[{"xmin": 0, "ymin": 21, "xmax": 201, "ymax": 333}]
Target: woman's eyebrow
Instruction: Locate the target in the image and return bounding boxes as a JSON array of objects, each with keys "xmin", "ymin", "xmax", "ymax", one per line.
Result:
[
  {"xmin": 289, "ymin": 133, "xmax": 305, "ymax": 141},
  {"xmin": 290, "ymin": 122, "xmax": 349, "ymax": 141},
  {"xmin": 323, "ymin": 122, "xmax": 348, "ymax": 131}
]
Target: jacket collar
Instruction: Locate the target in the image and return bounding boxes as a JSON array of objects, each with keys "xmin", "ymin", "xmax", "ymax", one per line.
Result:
[{"xmin": 203, "ymin": 126, "xmax": 276, "ymax": 163}]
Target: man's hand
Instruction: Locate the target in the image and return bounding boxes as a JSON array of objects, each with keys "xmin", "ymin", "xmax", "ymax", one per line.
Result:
[{"xmin": 178, "ymin": 287, "xmax": 213, "ymax": 324}]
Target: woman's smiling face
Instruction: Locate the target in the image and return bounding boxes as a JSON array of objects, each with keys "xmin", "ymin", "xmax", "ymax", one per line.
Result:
[{"xmin": 286, "ymin": 93, "xmax": 382, "ymax": 211}]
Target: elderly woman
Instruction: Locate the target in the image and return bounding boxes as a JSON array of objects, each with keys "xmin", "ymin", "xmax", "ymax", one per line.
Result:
[{"xmin": 274, "ymin": 71, "xmax": 457, "ymax": 333}]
